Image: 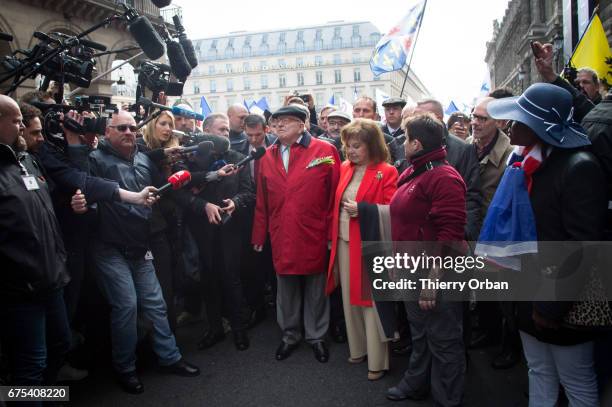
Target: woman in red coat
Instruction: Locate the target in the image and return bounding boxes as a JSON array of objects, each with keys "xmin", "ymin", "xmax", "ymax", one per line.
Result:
[{"xmin": 326, "ymin": 119, "xmax": 398, "ymax": 380}]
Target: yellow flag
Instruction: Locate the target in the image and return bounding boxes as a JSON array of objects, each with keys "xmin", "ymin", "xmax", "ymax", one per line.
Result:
[{"xmin": 570, "ymin": 15, "xmax": 612, "ymax": 83}]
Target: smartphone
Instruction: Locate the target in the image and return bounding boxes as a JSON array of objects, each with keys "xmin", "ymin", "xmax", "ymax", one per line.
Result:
[
  {"xmin": 530, "ymin": 41, "xmax": 543, "ymax": 58},
  {"xmin": 220, "ymin": 211, "xmax": 231, "ymax": 225}
]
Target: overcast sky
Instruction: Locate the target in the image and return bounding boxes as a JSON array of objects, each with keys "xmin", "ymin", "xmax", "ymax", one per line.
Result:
[{"xmin": 171, "ymin": 0, "xmax": 511, "ymax": 107}]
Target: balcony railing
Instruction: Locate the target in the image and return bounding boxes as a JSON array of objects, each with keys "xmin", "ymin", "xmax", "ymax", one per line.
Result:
[{"xmin": 160, "ymin": 6, "xmax": 183, "ymax": 25}]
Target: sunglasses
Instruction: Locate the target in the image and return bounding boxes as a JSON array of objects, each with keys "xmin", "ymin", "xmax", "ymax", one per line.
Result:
[{"xmin": 108, "ymin": 124, "xmax": 138, "ymax": 133}]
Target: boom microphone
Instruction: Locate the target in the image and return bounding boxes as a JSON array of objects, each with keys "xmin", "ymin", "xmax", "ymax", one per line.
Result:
[
  {"xmin": 127, "ymin": 15, "xmax": 165, "ymax": 60},
  {"xmin": 156, "ymin": 170, "xmax": 191, "ymax": 196},
  {"xmin": 166, "ymin": 40, "xmax": 191, "ymax": 80},
  {"xmin": 151, "ymin": 0, "xmax": 172, "ymax": 7},
  {"xmin": 172, "ymin": 15, "xmax": 197, "ymax": 69},
  {"xmin": 235, "ymin": 146, "xmax": 266, "ymax": 168}
]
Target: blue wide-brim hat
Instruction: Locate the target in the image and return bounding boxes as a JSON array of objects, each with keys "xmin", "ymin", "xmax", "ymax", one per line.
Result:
[{"xmin": 486, "ymin": 82, "xmax": 590, "ymax": 149}]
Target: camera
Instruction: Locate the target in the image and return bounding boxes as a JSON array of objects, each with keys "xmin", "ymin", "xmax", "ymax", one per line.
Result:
[
  {"xmin": 2, "ymin": 32, "xmax": 96, "ymax": 88},
  {"xmin": 136, "ymin": 61, "xmax": 184, "ymax": 97},
  {"xmin": 299, "ymin": 94, "xmax": 310, "ymax": 103}
]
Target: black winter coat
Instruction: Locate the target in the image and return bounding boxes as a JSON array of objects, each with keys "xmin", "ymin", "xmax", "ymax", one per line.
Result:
[
  {"xmin": 518, "ymin": 147, "xmax": 606, "ymax": 345},
  {"xmin": 0, "ymin": 144, "xmax": 69, "ymax": 301}
]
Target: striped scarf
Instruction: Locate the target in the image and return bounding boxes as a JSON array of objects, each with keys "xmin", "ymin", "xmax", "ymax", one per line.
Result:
[{"xmin": 506, "ymin": 143, "xmax": 546, "ymax": 194}]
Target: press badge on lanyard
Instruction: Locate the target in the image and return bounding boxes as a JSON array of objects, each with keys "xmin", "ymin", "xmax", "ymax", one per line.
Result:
[{"xmin": 19, "ymin": 161, "xmax": 39, "ymax": 191}]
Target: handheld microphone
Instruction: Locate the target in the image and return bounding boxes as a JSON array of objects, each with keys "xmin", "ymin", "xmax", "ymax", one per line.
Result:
[
  {"xmin": 127, "ymin": 15, "xmax": 165, "ymax": 60},
  {"xmin": 179, "ymin": 141, "xmax": 213, "ymax": 155},
  {"xmin": 138, "ymin": 97, "xmax": 204, "ymax": 121},
  {"xmin": 172, "ymin": 15, "xmax": 198, "ymax": 69},
  {"xmin": 156, "ymin": 170, "xmax": 191, "ymax": 196},
  {"xmin": 199, "ymin": 134, "xmax": 230, "ymax": 155},
  {"xmin": 0, "ymin": 32, "xmax": 14, "ymax": 42},
  {"xmin": 235, "ymin": 146, "xmax": 266, "ymax": 168},
  {"xmin": 172, "ymin": 129, "xmax": 187, "ymax": 139}
]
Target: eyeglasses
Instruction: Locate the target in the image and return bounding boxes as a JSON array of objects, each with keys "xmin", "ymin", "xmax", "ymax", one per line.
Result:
[
  {"xmin": 108, "ymin": 124, "xmax": 138, "ymax": 133},
  {"xmin": 470, "ymin": 114, "xmax": 490, "ymax": 123},
  {"xmin": 276, "ymin": 118, "xmax": 302, "ymax": 126}
]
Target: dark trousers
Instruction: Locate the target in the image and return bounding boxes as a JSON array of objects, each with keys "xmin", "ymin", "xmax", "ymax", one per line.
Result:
[
  {"xmin": 150, "ymin": 232, "xmax": 176, "ymax": 333},
  {"xmin": 63, "ymin": 244, "xmax": 86, "ymax": 323},
  {"xmin": 242, "ymin": 240, "xmax": 271, "ymax": 314},
  {"xmin": 197, "ymin": 225, "xmax": 245, "ymax": 333},
  {"xmin": 0, "ymin": 289, "xmax": 71, "ymax": 407},
  {"xmin": 398, "ymin": 301, "xmax": 465, "ymax": 407}
]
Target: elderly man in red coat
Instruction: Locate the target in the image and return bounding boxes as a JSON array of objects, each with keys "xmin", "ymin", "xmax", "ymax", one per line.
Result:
[{"xmin": 252, "ymin": 105, "xmax": 340, "ymax": 363}]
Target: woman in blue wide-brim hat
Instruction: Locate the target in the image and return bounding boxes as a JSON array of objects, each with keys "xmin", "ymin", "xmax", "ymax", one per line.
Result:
[{"xmin": 485, "ymin": 82, "xmax": 606, "ymax": 406}]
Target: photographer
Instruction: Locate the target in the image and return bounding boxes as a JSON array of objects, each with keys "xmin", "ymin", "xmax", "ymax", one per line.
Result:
[
  {"xmin": 18, "ymin": 102, "xmax": 44, "ymax": 153},
  {"xmin": 0, "ymin": 95, "xmax": 71, "ymax": 394}
]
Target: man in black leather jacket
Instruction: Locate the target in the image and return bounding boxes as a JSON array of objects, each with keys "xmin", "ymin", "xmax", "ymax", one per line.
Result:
[
  {"xmin": 0, "ymin": 95, "xmax": 71, "ymax": 391},
  {"xmin": 88, "ymin": 111, "xmax": 199, "ymax": 394}
]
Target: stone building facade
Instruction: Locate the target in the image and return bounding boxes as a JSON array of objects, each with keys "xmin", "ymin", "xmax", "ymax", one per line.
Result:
[
  {"xmin": 0, "ymin": 0, "xmax": 176, "ymax": 100},
  {"xmin": 178, "ymin": 21, "xmax": 430, "ymax": 114},
  {"xmin": 485, "ymin": 0, "xmax": 612, "ymax": 94}
]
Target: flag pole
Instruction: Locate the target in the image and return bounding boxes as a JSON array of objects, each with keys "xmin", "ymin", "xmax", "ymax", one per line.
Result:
[{"xmin": 400, "ymin": 0, "xmax": 428, "ymax": 98}]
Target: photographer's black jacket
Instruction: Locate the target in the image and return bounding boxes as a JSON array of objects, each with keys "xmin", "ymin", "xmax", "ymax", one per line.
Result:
[
  {"xmin": 89, "ymin": 140, "xmax": 161, "ymax": 249},
  {"xmin": 37, "ymin": 141, "xmax": 119, "ymax": 203},
  {"xmin": 0, "ymin": 144, "xmax": 69, "ymax": 302}
]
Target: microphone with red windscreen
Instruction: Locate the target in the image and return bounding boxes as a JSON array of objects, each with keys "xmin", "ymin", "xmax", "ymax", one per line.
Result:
[{"xmin": 156, "ymin": 170, "xmax": 191, "ymax": 196}]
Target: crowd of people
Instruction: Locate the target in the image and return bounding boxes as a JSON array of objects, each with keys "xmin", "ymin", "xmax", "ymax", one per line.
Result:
[{"xmin": 1, "ymin": 40, "xmax": 611, "ymax": 407}]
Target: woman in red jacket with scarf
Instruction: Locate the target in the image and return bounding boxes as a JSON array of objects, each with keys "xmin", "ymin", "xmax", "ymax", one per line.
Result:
[{"xmin": 326, "ymin": 119, "xmax": 398, "ymax": 381}]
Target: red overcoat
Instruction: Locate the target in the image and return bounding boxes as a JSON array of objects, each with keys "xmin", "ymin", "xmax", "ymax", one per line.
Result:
[
  {"xmin": 252, "ymin": 133, "xmax": 340, "ymax": 275},
  {"xmin": 325, "ymin": 161, "xmax": 398, "ymax": 306}
]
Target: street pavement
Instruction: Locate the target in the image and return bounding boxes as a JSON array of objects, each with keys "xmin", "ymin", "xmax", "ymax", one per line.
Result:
[{"xmin": 69, "ymin": 314, "xmax": 529, "ymax": 406}]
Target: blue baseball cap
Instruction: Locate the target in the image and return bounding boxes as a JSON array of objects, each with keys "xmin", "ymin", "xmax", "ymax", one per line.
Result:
[{"xmin": 486, "ymin": 82, "xmax": 590, "ymax": 149}]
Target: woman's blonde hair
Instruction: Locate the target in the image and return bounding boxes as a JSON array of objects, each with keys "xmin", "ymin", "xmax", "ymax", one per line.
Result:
[
  {"xmin": 143, "ymin": 110, "xmax": 178, "ymax": 150},
  {"xmin": 340, "ymin": 118, "xmax": 390, "ymax": 164}
]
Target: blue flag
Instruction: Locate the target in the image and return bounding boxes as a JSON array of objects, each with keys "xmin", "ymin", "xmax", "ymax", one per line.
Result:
[
  {"xmin": 445, "ymin": 101, "xmax": 459, "ymax": 116},
  {"xmin": 369, "ymin": 0, "xmax": 426, "ymax": 76},
  {"xmin": 328, "ymin": 95, "xmax": 335, "ymax": 106},
  {"xmin": 256, "ymin": 97, "xmax": 270, "ymax": 112},
  {"xmin": 200, "ymin": 96, "xmax": 212, "ymax": 119}
]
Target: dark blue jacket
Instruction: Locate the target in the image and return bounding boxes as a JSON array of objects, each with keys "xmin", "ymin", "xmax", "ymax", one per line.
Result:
[{"xmin": 89, "ymin": 140, "xmax": 161, "ymax": 249}]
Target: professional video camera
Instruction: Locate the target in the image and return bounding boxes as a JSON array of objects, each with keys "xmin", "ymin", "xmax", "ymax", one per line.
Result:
[
  {"xmin": 136, "ymin": 61, "xmax": 185, "ymax": 97},
  {"xmin": 31, "ymin": 94, "xmax": 116, "ymax": 150},
  {"xmin": 2, "ymin": 31, "xmax": 100, "ymax": 91}
]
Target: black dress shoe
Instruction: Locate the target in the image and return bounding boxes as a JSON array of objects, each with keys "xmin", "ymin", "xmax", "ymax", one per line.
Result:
[
  {"xmin": 312, "ymin": 342, "xmax": 329, "ymax": 363},
  {"xmin": 275, "ymin": 341, "xmax": 299, "ymax": 360},
  {"xmin": 160, "ymin": 359, "xmax": 200, "ymax": 377},
  {"xmin": 491, "ymin": 349, "xmax": 520, "ymax": 369},
  {"xmin": 234, "ymin": 330, "xmax": 250, "ymax": 351},
  {"xmin": 386, "ymin": 386, "xmax": 427, "ymax": 401},
  {"xmin": 197, "ymin": 330, "xmax": 225, "ymax": 350},
  {"xmin": 330, "ymin": 324, "xmax": 347, "ymax": 343},
  {"xmin": 116, "ymin": 371, "xmax": 144, "ymax": 394},
  {"xmin": 391, "ymin": 344, "xmax": 412, "ymax": 356}
]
